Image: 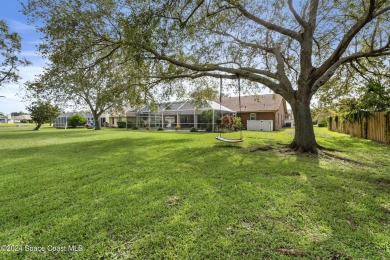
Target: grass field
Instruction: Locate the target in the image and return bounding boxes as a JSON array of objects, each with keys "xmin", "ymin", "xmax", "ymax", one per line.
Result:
[{"xmin": 0, "ymin": 126, "xmax": 389, "ymax": 259}]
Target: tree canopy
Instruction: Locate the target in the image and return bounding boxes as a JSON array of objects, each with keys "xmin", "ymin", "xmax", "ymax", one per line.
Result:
[
  {"xmin": 0, "ymin": 19, "xmax": 30, "ymax": 87},
  {"xmin": 334, "ymin": 78, "xmax": 390, "ymax": 113},
  {"xmin": 11, "ymin": 111, "xmax": 27, "ymax": 116},
  {"xmin": 23, "ymin": 0, "xmax": 390, "ymax": 152},
  {"xmin": 27, "ymin": 101, "xmax": 62, "ymax": 130},
  {"xmin": 25, "ymin": 50, "xmax": 155, "ymax": 130}
]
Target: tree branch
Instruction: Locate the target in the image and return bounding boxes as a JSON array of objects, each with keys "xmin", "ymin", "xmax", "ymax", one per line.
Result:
[
  {"xmin": 308, "ymin": 0, "xmax": 319, "ymax": 29},
  {"xmin": 287, "ymin": 0, "xmax": 307, "ymax": 28},
  {"xmin": 273, "ymin": 44, "xmax": 293, "ymax": 91},
  {"xmin": 316, "ymin": 0, "xmax": 377, "ymax": 77},
  {"xmin": 207, "ymin": 29, "xmax": 292, "ymax": 86},
  {"xmin": 374, "ymin": 5, "xmax": 390, "ymax": 17},
  {"xmin": 180, "ymin": 0, "xmax": 204, "ymax": 27},
  {"xmin": 209, "ymin": 29, "xmax": 274, "ymax": 53},
  {"xmin": 0, "ymin": 63, "xmax": 17, "ymax": 85},
  {"xmin": 239, "ymin": 67, "xmax": 278, "ymax": 80},
  {"xmin": 226, "ymin": 0, "xmax": 300, "ymax": 41},
  {"xmin": 311, "ymin": 40, "xmax": 390, "ymax": 95},
  {"xmin": 349, "ymin": 61, "xmax": 370, "ymax": 81},
  {"xmin": 140, "ymin": 44, "xmax": 291, "ymax": 94}
]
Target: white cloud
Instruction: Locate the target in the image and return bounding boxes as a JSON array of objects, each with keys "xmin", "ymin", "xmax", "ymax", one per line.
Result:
[
  {"xmin": 0, "ymin": 96, "xmax": 27, "ymax": 114},
  {"xmin": 18, "ymin": 65, "xmax": 45, "ymax": 82},
  {"xmin": 28, "ymin": 40, "xmax": 42, "ymax": 45},
  {"xmin": 0, "ymin": 65, "xmax": 44, "ymax": 114},
  {"xmin": 7, "ymin": 19, "xmax": 35, "ymax": 31},
  {"xmin": 0, "ymin": 87, "xmax": 28, "ymax": 114},
  {"xmin": 20, "ymin": 51, "xmax": 41, "ymax": 57}
]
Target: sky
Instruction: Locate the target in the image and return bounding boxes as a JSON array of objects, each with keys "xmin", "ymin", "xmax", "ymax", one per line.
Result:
[
  {"xmin": 0, "ymin": 0, "xmax": 45, "ymax": 114},
  {"xmin": 0, "ymin": 1, "xmax": 281, "ymax": 115}
]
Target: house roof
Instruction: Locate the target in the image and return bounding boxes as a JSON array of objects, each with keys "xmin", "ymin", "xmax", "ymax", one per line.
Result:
[
  {"xmin": 0, "ymin": 115, "xmax": 12, "ymax": 119},
  {"xmin": 12, "ymin": 114, "xmax": 32, "ymax": 120},
  {"xmin": 126, "ymin": 100, "xmax": 234, "ymax": 115},
  {"xmin": 57, "ymin": 112, "xmax": 93, "ymax": 118},
  {"xmin": 218, "ymin": 94, "xmax": 287, "ymax": 113}
]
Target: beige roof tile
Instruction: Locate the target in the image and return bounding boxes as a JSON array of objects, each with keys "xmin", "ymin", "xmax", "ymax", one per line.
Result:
[
  {"xmin": 12, "ymin": 114, "xmax": 32, "ymax": 120},
  {"xmin": 218, "ymin": 94, "xmax": 284, "ymax": 112}
]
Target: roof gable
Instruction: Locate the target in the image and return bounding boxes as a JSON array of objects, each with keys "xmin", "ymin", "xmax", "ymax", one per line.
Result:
[
  {"xmin": 127, "ymin": 100, "xmax": 234, "ymax": 114},
  {"xmin": 12, "ymin": 115, "xmax": 32, "ymax": 120},
  {"xmin": 218, "ymin": 94, "xmax": 285, "ymax": 112}
]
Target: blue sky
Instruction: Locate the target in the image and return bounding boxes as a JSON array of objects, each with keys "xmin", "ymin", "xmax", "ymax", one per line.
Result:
[
  {"xmin": 0, "ymin": 0, "xmax": 45, "ymax": 114},
  {"xmin": 0, "ymin": 1, "xmax": 279, "ymax": 115}
]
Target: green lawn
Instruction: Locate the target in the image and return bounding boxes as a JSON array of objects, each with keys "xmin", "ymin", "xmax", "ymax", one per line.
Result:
[
  {"xmin": 0, "ymin": 123, "xmax": 36, "ymax": 128},
  {"xmin": 0, "ymin": 126, "xmax": 389, "ymax": 259}
]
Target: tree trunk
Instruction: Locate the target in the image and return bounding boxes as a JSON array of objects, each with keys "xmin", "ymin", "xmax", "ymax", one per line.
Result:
[
  {"xmin": 289, "ymin": 99, "xmax": 318, "ymax": 153},
  {"xmin": 33, "ymin": 123, "xmax": 42, "ymax": 131},
  {"xmin": 94, "ymin": 116, "xmax": 101, "ymax": 130}
]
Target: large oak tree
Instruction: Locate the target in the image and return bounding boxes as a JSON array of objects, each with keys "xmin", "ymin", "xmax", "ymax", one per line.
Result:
[{"xmin": 24, "ymin": 0, "xmax": 390, "ymax": 152}]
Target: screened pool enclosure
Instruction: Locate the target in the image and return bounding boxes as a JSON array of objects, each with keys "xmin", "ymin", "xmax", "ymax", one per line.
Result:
[
  {"xmin": 126, "ymin": 100, "xmax": 235, "ymax": 131},
  {"xmin": 53, "ymin": 112, "xmax": 95, "ymax": 129}
]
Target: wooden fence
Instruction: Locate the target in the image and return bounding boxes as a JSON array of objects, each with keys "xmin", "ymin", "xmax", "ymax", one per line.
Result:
[{"xmin": 328, "ymin": 112, "xmax": 390, "ymax": 144}]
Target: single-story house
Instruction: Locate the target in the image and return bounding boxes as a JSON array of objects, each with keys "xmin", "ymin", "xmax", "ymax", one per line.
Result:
[
  {"xmin": 218, "ymin": 94, "xmax": 288, "ymax": 131},
  {"xmin": 0, "ymin": 114, "xmax": 12, "ymax": 124},
  {"xmin": 53, "ymin": 112, "xmax": 95, "ymax": 128},
  {"xmin": 54, "ymin": 110, "xmax": 131, "ymax": 128},
  {"xmin": 12, "ymin": 114, "xmax": 32, "ymax": 123},
  {"xmin": 126, "ymin": 100, "xmax": 234, "ymax": 131},
  {"xmin": 100, "ymin": 110, "xmax": 127, "ymax": 127}
]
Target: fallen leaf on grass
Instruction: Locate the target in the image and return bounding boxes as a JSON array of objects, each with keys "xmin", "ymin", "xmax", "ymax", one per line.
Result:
[{"xmin": 276, "ymin": 248, "xmax": 305, "ymax": 255}]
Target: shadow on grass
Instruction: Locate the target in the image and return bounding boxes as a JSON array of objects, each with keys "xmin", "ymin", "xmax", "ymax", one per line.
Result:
[
  {"xmin": 0, "ymin": 131, "xmax": 388, "ymax": 259},
  {"xmin": 0, "ymin": 127, "xmax": 99, "ymax": 140}
]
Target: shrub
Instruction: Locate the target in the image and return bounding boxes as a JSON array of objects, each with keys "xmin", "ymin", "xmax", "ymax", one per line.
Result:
[
  {"xmin": 157, "ymin": 127, "xmax": 164, "ymax": 131},
  {"xmin": 117, "ymin": 121, "xmax": 126, "ymax": 128},
  {"xmin": 175, "ymin": 125, "xmax": 181, "ymax": 131},
  {"xmin": 219, "ymin": 114, "xmax": 233, "ymax": 130},
  {"xmin": 317, "ymin": 118, "xmax": 328, "ymax": 127},
  {"xmin": 20, "ymin": 119, "xmax": 28, "ymax": 123},
  {"xmin": 190, "ymin": 127, "xmax": 198, "ymax": 132},
  {"xmin": 233, "ymin": 117, "xmax": 242, "ymax": 131},
  {"xmin": 132, "ymin": 126, "xmax": 139, "ymax": 130},
  {"xmin": 68, "ymin": 114, "xmax": 87, "ymax": 128}
]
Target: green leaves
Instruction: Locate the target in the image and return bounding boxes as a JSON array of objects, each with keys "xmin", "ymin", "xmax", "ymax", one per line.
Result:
[
  {"xmin": 0, "ymin": 19, "xmax": 30, "ymax": 87},
  {"xmin": 68, "ymin": 113, "xmax": 87, "ymax": 128},
  {"xmin": 357, "ymin": 78, "xmax": 390, "ymax": 112},
  {"xmin": 190, "ymin": 86, "xmax": 218, "ymax": 106},
  {"xmin": 27, "ymin": 101, "xmax": 62, "ymax": 130}
]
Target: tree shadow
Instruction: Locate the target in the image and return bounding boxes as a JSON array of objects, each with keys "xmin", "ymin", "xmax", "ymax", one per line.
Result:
[{"xmin": 1, "ymin": 130, "xmax": 388, "ymax": 258}]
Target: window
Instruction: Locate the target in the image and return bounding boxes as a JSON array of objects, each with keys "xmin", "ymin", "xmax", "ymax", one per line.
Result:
[{"xmin": 250, "ymin": 113, "xmax": 256, "ymax": 120}]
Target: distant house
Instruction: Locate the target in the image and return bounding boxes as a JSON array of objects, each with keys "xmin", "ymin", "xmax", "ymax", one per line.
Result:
[
  {"xmin": 218, "ymin": 94, "xmax": 288, "ymax": 131},
  {"xmin": 12, "ymin": 114, "xmax": 32, "ymax": 123},
  {"xmin": 100, "ymin": 110, "xmax": 127, "ymax": 127},
  {"xmin": 53, "ymin": 112, "xmax": 94, "ymax": 128},
  {"xmin": 0, "ymin": 114, "xmax": 12, "ymax": 124},
  {"xmin": 53, "ymin": 111, "xmax": 128, "ymax": 128}
]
